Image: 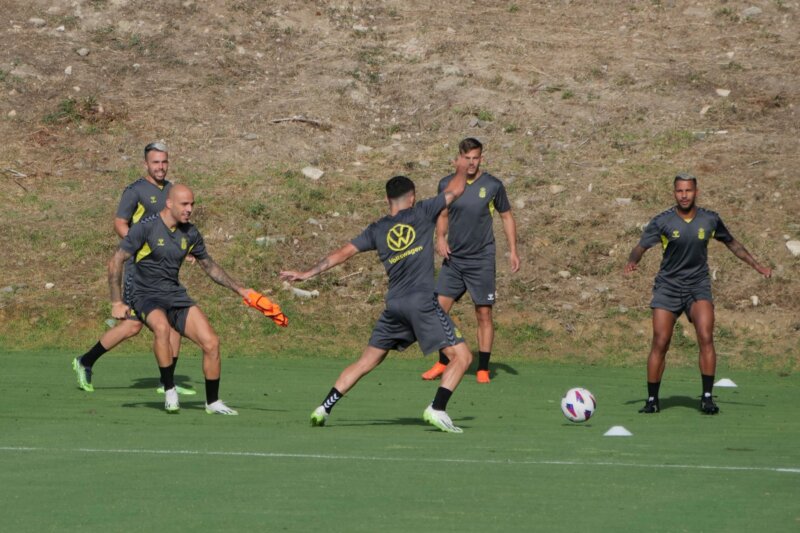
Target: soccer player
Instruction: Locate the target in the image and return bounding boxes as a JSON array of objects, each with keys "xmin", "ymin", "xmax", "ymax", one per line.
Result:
[
  {"xmin": 280, "ymin": 157, "xmax": 473, "ymax": 433},
  {"xmin": 108, "ymin": 184, "xmax": 253, "ymax": 415},
  {"xmin": 72, "ymin": 142, "xmax": 194, "ymax": 395},
  {"xmin": 421, "ymin": 138, "xmax": 520, "ymax": 384},
  {"xmin": 624, "ymin": 172, "xmax": 772, "ymax": 414}
]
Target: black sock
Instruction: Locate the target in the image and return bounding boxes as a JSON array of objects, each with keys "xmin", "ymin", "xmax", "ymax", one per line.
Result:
[
  {"xmin": 438, "ymin": 350, "xmax": 449, "ymax": 366},
  {"xmin": 321, "ymin": 387, "xmax": 343, "ymax": 414},
  {"xmin": 159, "ymin": 365, "xmax": 175, "ymax": 391},
  {"xmin": 431, "ymin": 386, "xmax": 453, "ymax": 411},
  {"xmin": 80, "ymin": 341, "xmax": 108, "ymax": 367},
  {"xmin": 206, "ymin": 378, "xmax": 220, "ymax": 404},
  {"xmin": 160, "ymin": 358, "xmax": 179, "ymax": 387},
  {"xmin": 647, "ymin": 381, "xmax": 661, "ymax": 401},
  {"xmin": 701, "ymin": 374, "xmax": 714, "ymax": 397},
  {"xmin": 478, "ymin": 351, "xmax": 491, "ymax": 371}
]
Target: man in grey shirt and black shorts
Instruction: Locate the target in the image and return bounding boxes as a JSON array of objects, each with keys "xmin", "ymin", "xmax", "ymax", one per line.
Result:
[
  {"xmin": 280, "ymin": 157, "xmax": 473, "ymax": 433},
  {"xmin": 109, "ymin": 184, "xmax": 255, "ymax": 415},
  {"xmin": 422, "ymin": 138, "xmax": 520, "ymax": 384},
  {"xmin": 72, "ymin": 142, "xmax": 193, "ymax": 396},
  {"xmin": 624, "ymin": 172, "xmax": 772, "ymax": 415}
]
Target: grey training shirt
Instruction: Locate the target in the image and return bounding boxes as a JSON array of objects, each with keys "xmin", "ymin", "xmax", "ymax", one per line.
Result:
[
  {"xmin": 638, "ymin": 206, "xmax": 734, "ymax": 288},
  {"xmin": 351, "ymin": 194, "xmax": 447, "ymax": 301},
  {"xmin": 116, "ymin": 178, "xmax": 172, "ymax": 225},
  {"xmin": 120, "ymin": 214, "xmax": 209, "ymax": 306},
  {"xmin": 437, "ymin": 172, "xmax": 511, "ymax": 259}
]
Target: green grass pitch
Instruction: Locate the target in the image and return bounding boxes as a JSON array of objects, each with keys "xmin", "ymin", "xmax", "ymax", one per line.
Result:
[{"xmin": 1, "ymin": 351, "xmax": 797, "ymax": 532}]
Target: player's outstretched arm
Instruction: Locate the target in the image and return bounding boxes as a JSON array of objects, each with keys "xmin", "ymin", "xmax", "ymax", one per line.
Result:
[
  {"xmin": 280, "ymin": 243, "xmax": 359, "ymax": 282},
  {"xmin": 499, "ymin": 210, "xmax": 520, "ymax": 273},
  {"xmin": 197, "ymin": 256, "xmax": 250, "ymax": 298},
  {"xmin": 624, "ymin": 244, "xmax": 649, "ymax": 275},
  {"xmin": 108, "ymin": 248, "xmax": 133, "ymax": 319},
  {"xmin": 724, "ymin": 239, "xmax": 772, "ymax": 278}
]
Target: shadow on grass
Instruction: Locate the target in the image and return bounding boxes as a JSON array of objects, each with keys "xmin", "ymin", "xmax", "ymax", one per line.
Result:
[
  {"xmin": 333, "ymin": 415, "xmax": 476, "ymax": 429},
  {"xmin": 120, "ymin": 400, "xmax": 205, "ymax": 412},
  {"xmin": 129, "ymin": 375, "xmax": 194, "ymax": 391},
  {"xmin": 119, "ymin": 400, "xmax": 288, "ymax": 414},
  {"xmin": 625, "ymin": 394, "xmax": 765, "ymax": 411},
  {"xmin": 624, "ymin": 395, "xmax": 696, "ymax": 411},
  {"xmin": 462, "ymin": 362, "xmax": 519, "ymax": 378}
]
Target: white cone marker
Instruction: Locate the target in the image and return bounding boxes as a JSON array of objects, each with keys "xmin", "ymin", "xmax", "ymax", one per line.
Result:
[
  {"xmin": 604, "ymin": 426, "xmax": 633, "ymax": 437},
  {"xmin": 714, "ymin": 378, "xmax": 737, "ymax": 388}
]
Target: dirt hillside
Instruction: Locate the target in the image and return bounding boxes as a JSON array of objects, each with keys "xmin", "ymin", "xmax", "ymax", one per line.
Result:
[{"xmin": 1, "ymin": 0, "xmax": 797, "ymax": 370}]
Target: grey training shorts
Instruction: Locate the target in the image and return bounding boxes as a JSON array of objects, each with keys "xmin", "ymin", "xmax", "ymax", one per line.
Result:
[
  {"xmin": 133, "ymin": 297, "xmax": 193, "ymax": 335},
  {"xmin": 436, "ymin": 255, "xmax": 497, "ymax": 306},
  {"xmin": 368, "ymin": 292, "xmax": 464, "ymax": 355},
  {"xmin": 650, "ymin": 279, "xmax": 713, "ymax": 321}
]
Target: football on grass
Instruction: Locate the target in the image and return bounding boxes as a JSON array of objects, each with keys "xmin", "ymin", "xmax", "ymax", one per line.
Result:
[{"xmin": 561, "ymin": 387, "xmax": 596, "ymax": 423}]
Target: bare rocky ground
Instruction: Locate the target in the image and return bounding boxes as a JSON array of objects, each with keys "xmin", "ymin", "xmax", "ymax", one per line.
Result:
[{"xmin": 0, "ymin": 0, "xmax": 797, "ymax": 370}]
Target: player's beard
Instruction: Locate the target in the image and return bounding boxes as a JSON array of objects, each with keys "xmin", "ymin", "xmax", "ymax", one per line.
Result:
[{"xmin": 676, "ymin": 199, "xmax": 695, "ymax": 214}]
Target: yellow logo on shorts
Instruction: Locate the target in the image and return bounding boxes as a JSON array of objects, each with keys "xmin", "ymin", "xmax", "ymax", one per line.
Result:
[
  {"xmin": 479, "ymin": 187, "xmax": 487, "ymax": 198},
  {"xmin": 150, "ymin": 195, "xmax": 157, "ymax": 204},
  {"xmin": 387, "ymin": 224, "xmax": 416, "ymax": 252},
  {"xmin": 454, "ymin": 327, "xmax": 463, "ymax": 339},
  {"xmin": 180, "ymin": 237, "xmax": 187, "ymax": 250},
  {"xmin": 157, "ymin": 238, "xmax": 165, "ymax": 246},
  {"xmin": 672, "ymin": 230, "xmax": 680, "ymax": 239},
  {"xmin": 698, "ymin": 228, "xmax": 705, "ymax": 240}
]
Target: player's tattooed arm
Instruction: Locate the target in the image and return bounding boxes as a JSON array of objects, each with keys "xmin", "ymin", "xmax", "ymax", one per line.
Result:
[
  {"xmin": 306, "ymin": 257, "xmax": 332, "ymax": 278},
  {"xmin": 197, "ymin": 256, "xmax": 244, "ymax": 292},
  {"xmin": 724, "ymin": 239, "xmax": 772, "ymax": 278},
  {"xmin": 280, "ymin": 243, "xmax": 359, "ymax": 282},
  {"xmin": 108, "ymin": 248, "xmax": 132, "ymax": 303},
  {"xmin": 724, "ymin": 239, "xmax": 756, "ymax": 264},
  {"xmin": 108, "ymin": 248, "xmax": 133, "ymax": 319}
]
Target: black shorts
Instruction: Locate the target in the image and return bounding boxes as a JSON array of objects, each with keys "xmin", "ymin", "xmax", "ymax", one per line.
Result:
[
  {"xmin": 650, "ymin": 280, "xmax": 713, "ymax": 321},
  {"xmin": 368, "ymin": 292, "xmax": 465, "ymax": 355},
  {"xmin": 133, "ymin": 297, "xmax": 193, "ymax": 335},
  {"xmin": 436, "ymin": 255, "xmax": 497, "ymax": 306}
]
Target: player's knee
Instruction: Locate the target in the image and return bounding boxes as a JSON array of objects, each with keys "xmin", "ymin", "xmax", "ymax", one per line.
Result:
[
  {"xmin": 475, "ymin": 306, "xmax": 493, "ymax": 322},
  {"xmin": 124, "ymin": 320, "xmax": 144, "ymax": 337},
  {"xmin": 146, "ymin": 314, "xmax": 169, "ymax": 336},
  {"xmin": 446, "ymin": 344, "xmax": 472, "ymax": 366},
  {"xmin": 650, "ymin": 338, "xmax": 671, "ymax": 355},
  {"xmin": 696, "ymin": 332, "xmax": 714, "ymax": 347},
  {"xmin": 201, "ymin": 333, "xmax": 220, "ymax": 354}
]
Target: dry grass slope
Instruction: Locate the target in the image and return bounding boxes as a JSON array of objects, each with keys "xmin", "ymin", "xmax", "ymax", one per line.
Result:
[{"xmin": 0, "ymin": 0, "xmax": 797, "ymax": 369}]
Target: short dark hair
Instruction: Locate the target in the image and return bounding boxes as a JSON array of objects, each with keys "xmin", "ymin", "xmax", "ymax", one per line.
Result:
[
  {"xmin": 386, "ymin": 175, "xmax": 415, "ymax": 199},
  {"xmin": 674, "ymin": 172, "xmax": 697, "ymax": 187},
  {"xmin": 458, "ymin": 137, "xmax": 483, "ymax": 154},
  {"xmin": 144, "ymin": 141, "xmax": 168, "ymax": 159}
]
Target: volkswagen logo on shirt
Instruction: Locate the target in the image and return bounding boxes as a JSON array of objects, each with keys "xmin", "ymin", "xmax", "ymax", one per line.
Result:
[{"xmin": 387, "ymin": 224, "xmax": 416, "ymax": 252}]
